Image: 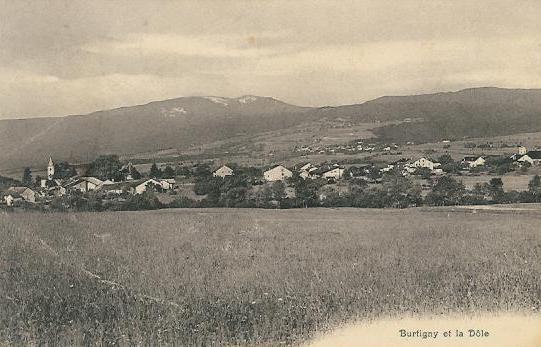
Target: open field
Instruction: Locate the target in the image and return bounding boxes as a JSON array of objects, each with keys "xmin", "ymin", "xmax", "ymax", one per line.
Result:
[{"xmin": 1, "ymin": 207, "xmax": 540, "ymax": 345}]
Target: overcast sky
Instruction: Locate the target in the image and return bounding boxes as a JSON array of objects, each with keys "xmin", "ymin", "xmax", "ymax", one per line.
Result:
[{"xmin": 1, "ymin": 0, "xmax": 540, "ymax": 119}]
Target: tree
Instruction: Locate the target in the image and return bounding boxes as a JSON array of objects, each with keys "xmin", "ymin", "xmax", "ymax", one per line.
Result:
[
  {"xmin": 271, "ymin": 181, "xmax": 286, "ymax": 202},
  {"xmin": 528, "ymin": 175, "xmax": 541, "ymax": 194},
  {"xmin": 488, "ymin": 178, "xmax": 504, "ymax": 202},
  {"xmin": 437, "ymin": 154, "xmax": 454, "ymax": 166},
  {"xmin": 381, "ymin": 172, "xmax": 421, "ymax": 208},
  {"xmin": 124, "ymin": 191, "xmax": 162, "ymax": 210},
  {"xmin": 425, "ymin": 176, "xmax": 465, "ymax": 206},
  {"xmin": 162, "ymin": 165, "xmax": 175, "ymax": 179},
  {"xmin": 86, "ymin": 155, "xmax": 123, "ymax": 181},
  {"xmin": 130, "ymin": 166, "xmax": 142, "ymax": 179},
  {"xmin": 54, "ymin": 161, "xmax": 77, "ymax": 179},
  {"xmin": 35, "ymin": 175, "xmax": 42, "ymax": 187},
  {"xmin": 295, "ymin": 178, "xmax": 324, "ymax": 207},
  {"xmin": 193, "ymin": 163, "xmax": 212, "ymax": 177},
  {"xmin": 415, "ymin": 167, "xmax": 432, "ymax": 179},
  {"xmin": 22, "ymin": 168, "xmax": 32, "ymax": 186},
  {"xmin": 149, "ymin": 163, "xmax": 162, "ymax": 178},
  {"xmin": 528, "ymin": 175, "xmax": 541, "ymax": 202},
  {"xmin": 437, "ymin": 155, "xmax": 460, "ymax": 173}
]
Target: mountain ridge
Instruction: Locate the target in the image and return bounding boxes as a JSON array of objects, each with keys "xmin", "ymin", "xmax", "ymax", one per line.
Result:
[{"xmin": 1, "ymin": 87, "xmax": 541, "ymax": 170}]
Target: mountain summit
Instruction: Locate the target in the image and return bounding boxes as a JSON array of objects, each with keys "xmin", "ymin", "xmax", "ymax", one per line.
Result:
[{"xmin": 1, "ymin": 87, "xmax": 540, "ymax": 170}]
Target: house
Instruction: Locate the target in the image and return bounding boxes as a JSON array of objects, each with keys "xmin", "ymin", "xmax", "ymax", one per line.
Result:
[
  {"xmin": 264, "ymin": 165, "xmax": 293, "ymax": 182},
  {"xmin": 299, "ymin": 170, "xmax": 311, "ymax": 180},
  {"xmin": 48, "ymin": 185, "xmax": 67, "ymax": 197},
  {"xmin": 7, "ymin": 186, "xmax": 36, "ymax": 203},
  {"xmin": 299, "ymin": 166, "xmax": 319, "ymax": 180},
  {"xmin": 100, "ymin": 181, "xmax": 137, "ymax": 195},
  {"xmin": 213, "ymin": 165, "xmax": 234, "ymax": 178},
  {"xmin": 299, "ymin": 163, "xmax": 315, "ymax": 172},
  {"xmin": 380, "ymin": 164, "xmax": 394, "ymax": 173},
  {"xmin": 135, "ymin": 179, "xmax": 163, "ymax": 194},
  {"xmin": 3, "ymin": 193, "xmax": 22, "ymax": 206},
  {"xmin": 518, "ymin": 146, "xmax": 528, "ymax": 155},
  {"xmin": 411, "ymin": 158, "xmax": 440, "ymax": 171},
  {"xmin": 159, "ymin": 178, "xmax": 176, "ymax": 190},
  {"xmin": 518, "ymin": 151, "xmax": 541, "ymax": 165},
  {"xmin": 462, "ymin": 156, "xmax": 486, "ymax": 168},
  {"xmin": 321, "ymin": 167, "xmax": 345, "ymax": 180},
  {"xmin": 65, "ymin": 177, "xmax": 103, "ymax": 192}
]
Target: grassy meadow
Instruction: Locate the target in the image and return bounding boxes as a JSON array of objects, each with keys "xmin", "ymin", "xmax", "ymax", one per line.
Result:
[{"xmin": 1, "ymin": 207, "xmax": 540, "ymax": 345}]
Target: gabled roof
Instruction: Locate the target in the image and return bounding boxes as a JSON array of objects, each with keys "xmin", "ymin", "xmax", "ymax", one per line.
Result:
[
  {"xmin": 299, "ymin": 163, "xmax": 314, "ymax": 171},
  {"xmin": 463, "ymin": 156, "xmax": 484, "ymax": 161},
  {"xmin": 8, "ymin": 186, "xmax": 34, "ymax": 194},
  {"xmin": 265, "ymin": 165, "xmax": 291, "ymax": 173},
  {"xmin": 526, "ymin": 151, "xmax": 541, "ymax": 159},
  {"xmin": 214, "ymin": 165, "xmax": 233, "ymax": 172},
  {"xmin": 136, "ymin": 178, "xmax": 161, "ymax": 187},
  {"xmin": 65, "ymin": 176, "xmax": 104, "ymax": 188}
]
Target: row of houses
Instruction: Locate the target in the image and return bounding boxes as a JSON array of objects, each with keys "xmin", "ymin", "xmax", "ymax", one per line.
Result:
[
  {"xmin": 2, "ymin": 176, "xmax": 177, "ymax": 207},
  {"xmin": 212, "ymin": 163, "xmax": 345, "ymax": 181},
  {"xmin": 456, "ymin": 149, "xmax": 541, "ymax": 169},
  {"xmin": 294, "ymin": 141, "xmax": 400, "ymax": 155},
  {"xmin": 511, "ymin": 149, "xmax": 541, "ymax": 166}
]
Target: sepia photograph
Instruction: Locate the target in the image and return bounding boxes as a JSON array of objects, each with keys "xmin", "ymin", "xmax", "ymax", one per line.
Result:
[{"xmin": 0, "ymin": 1, "xmax": 540, "ymax": 346}]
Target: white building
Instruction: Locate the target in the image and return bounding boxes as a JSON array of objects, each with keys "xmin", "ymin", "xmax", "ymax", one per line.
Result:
[
  {"xmin": 322, "ymin": 168, "xmax": 345, "ymax": 179},
  {"xmin": 66, "ymin": 177, "xmax": 103, "ymax": 192},
  {"xmin": 462, "ymin": 156, "xmax": 486, "ymax": 168},
  {"xmin": 299, "ymin": 163, "xmax": 314, "ymax": 172},
  {"xmin": 135, "ymin": 179, "xmax": 163, "ymax": 194},
  {"xmin": 411, "ymin": 158, "xmax": 440, "ymax": 171},
  {"xmin": 159, "ymin": 178, "xmax": 176, "ymax": 190},
  {"xmin": 264, "ymin": 165, "xmax": 293, "ymax": 182},
  {"xmin": 4, "ymin": 187, "xmax": 36, "ymax": 205},
  {"xmin": 518, "ymin": 151, "xmax": 541, "ymax": 166},
  {"xmin": 213, "ymin": 165, "xmax": 234, "ymax": 178}
]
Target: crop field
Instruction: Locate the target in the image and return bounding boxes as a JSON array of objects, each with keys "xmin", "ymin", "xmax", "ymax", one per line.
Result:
[{"xmin": 1, "ymin": 207, "xmax": 540, "ymax": 345}]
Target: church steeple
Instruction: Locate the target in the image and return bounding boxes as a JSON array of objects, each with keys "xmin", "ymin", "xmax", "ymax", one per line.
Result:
[{"xmin": 47, "ymin": 156, "xmax": 55, "ymax": 180}]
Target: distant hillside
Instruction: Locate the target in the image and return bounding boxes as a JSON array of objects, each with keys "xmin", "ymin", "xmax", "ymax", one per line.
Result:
[
  {"xmin": 1, "ymin": 87, "xmax": 541, "ymax": 170},
  {"xmin": 318, "ymin": 87, "xmax": 541, "ymax": 142},
  {"xmin": 0, "ymin": 96, "xmax": 313, "ymax": 170}
]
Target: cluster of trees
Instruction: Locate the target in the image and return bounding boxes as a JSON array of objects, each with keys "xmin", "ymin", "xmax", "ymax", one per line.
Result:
[
  {"xmin": 149, "ymin": 163, "xmax": 175, "ymax": 179},
  {"xmin": 425, "ymin": 175, "xmax": 541, "ymax": 206}
]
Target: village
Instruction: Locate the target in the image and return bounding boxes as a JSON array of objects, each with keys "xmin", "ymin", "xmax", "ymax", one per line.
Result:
[{"xmin": 1, "ymin": 144, "xmax": 540, "ymax": 211}]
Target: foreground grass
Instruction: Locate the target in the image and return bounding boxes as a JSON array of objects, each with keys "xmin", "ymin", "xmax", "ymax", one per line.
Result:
[{"xmin": 1, "ymin": 207, "xmax": 540, "ymax": 345}]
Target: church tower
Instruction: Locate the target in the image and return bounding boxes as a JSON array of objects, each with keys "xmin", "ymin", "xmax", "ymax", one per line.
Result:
[{"xmin": 47, "ymin": 156, "xmax": 55, "ymax": 180}]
